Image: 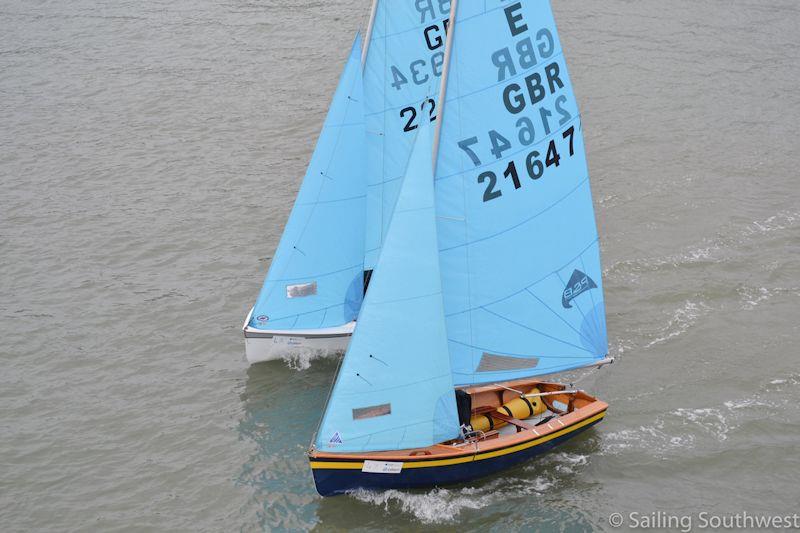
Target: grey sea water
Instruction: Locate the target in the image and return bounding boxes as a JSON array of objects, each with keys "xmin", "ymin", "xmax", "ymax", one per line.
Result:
[{"xmin": 2, "ymin": 0, "xmax": 799, "ymax": 531}]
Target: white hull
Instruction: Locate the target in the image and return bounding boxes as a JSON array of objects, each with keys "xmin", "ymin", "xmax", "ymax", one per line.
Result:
[{"xmin": 242, "ymin": 308, "xmax": 354, "ymax": 365}]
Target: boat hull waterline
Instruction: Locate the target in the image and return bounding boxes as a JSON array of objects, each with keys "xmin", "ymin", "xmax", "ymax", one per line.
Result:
[
  {"xmin": 243, "ymin": 308, "xmax": 354, "ymax": 364},
  {"xmin": 309, "ymin": 382, "xmax": 607, "ymax": 496}
]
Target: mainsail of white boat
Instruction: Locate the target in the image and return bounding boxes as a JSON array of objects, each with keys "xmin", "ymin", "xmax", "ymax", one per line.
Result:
[
  {"xmin": 243, "ymin": 36, "xmax": 366, "ymax": 364},
  {"xmin": 362, "ymin": 0, "xmax": 451, "ymax": 275}
]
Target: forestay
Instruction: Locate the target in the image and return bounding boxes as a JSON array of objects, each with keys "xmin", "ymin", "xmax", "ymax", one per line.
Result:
[
  {"xmin": 249, "ymin": 36, "xmax": 366, "ymax": 332},
  {"xmin": 363, "ymin": 0, "xmax": 451, "ymax": 270},
  {"xmin": 315, "ymin": 119, "xmax": 459, "ymax": 453},
  {"xmin": 434, "ymin": 1, "xmax": 608, "ymax": 386}
]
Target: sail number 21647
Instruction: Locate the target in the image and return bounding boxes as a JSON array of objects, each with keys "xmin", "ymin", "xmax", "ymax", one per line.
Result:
[{"xmin": 462, "ymin": 126, "xmax": 575, "ymax": 203}]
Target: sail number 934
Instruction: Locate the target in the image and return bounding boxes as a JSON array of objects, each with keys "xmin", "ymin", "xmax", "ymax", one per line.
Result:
[{"xmin": 473, "ymin": 126, "xmax": 575, "ymax": 202}]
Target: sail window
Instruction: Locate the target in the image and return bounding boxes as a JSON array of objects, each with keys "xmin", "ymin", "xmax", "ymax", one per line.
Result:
[
  {"xmin": 476, "ymin": 353, "xmax": 539, "ymax": 373},
  {"xmin": 352, "ymin": 403, "xmax": 391, "ymax": 420},
  {"xmin": 286, "ymin": 282, "xmax": 317, "ymax": 298}
]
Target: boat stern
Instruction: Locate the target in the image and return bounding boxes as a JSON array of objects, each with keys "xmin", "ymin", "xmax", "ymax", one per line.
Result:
[{"xmin": 242, "ymin": 308, "xmax": 354, "ymax": 364}]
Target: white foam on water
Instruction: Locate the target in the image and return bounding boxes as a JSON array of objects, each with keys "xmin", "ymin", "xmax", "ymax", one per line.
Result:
[
  {"xmin": 602, "ymin": 378, "xmax": 798, "ymax": 458},
  {"xmin": 602, "ymin": 425, "xmax": 696, "ymax": 456},
  {"xmin": 605, "ymin": 210, "xmax": 800, "ymax": 281},
  {"xmin": 347, "ymin": 473, "xmax": 566, "ymax": 525},
  {"xmin": 672, "ymin": 407, "xmax": 732, "ymax": 442},
  {"xmin": 282, "ymin": 348, "xmax": 341, "ymax": 371},
  {"xmin": 737, "ymin": 286, "xmax": 800, "ymax": 310},
  {"xmin": 546, "ymin": 452, "xmax": 589, "ymax": 474},
  {"xmin": 741, "ymin": 211, "xmax": 800, "ymax": 236},
  {"xmin": 646, "ymin": 300, "xmax": 710, "ymax": 347},
  {"xmin": 348, "ymin": 487, "xmax": 494, "ymax": 525}
]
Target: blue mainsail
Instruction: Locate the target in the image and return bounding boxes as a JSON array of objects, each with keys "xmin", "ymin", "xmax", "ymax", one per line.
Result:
[
  {"xmin": 362, "ymin": 0, "xmax": 451, "ymax": 270},
  {"xmin": 315, "ymin": 119, "xmax": 459, "ymax": 453},
  {"xmin": 248, "ymin": 35, "xmax": 366, "ymax": 332},
  {"xmin": 434, "ymin": 1, "xmax": 608, "ymax": 386}
]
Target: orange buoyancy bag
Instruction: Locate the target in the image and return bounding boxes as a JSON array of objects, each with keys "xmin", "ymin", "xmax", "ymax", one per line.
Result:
[{"xmin": 469, "ymin": 388, "xmax": 546, "ymax": 432}]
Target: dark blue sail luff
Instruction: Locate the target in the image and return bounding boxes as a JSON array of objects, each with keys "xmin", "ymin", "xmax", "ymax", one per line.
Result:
[
  {"xmin": 249, "ymin": 35, "xmax": 366, "ymax": 331},
  {"xmin": 434, "ymin": 1, "xmax": 608, "ymax": 385}
]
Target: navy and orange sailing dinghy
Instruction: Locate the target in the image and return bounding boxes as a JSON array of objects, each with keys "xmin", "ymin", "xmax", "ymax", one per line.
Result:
[{"xmin": 309, "ymin": 0, "xmax": 612, "ymax": 496}]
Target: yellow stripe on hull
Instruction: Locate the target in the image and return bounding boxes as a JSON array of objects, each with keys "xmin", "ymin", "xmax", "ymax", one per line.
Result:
[{"xmin": 310, "ymin": 410, "xmax": 606, "ymax": 470}]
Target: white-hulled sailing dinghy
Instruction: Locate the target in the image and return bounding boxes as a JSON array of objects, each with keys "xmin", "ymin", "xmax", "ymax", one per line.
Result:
[
  {"xmin": 309, "ymin": 0, "xmax": 614, "ymax": 495},
  {"xmin": 244, "ymin": 0, "xmax": 454, "ymax": 364},
  {"xmin": 243, "ymin": 36, "xmax": 366, "ymax": 364}
]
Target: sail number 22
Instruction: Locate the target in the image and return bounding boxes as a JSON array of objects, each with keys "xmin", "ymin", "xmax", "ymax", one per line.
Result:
[{"xmin": 471, "ymin": 126, "xmax": 575, "ymax": 203}]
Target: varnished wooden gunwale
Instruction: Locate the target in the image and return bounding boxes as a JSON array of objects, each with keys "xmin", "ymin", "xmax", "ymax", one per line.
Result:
[{"xmin": 309, "ymin": 379, "xmax": 606, "ymax": 467}]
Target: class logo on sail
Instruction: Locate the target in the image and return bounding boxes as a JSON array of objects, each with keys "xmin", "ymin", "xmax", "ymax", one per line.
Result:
[{"xmin": 562, "ymin": 270, "xmax": 597, "ymax": 308}]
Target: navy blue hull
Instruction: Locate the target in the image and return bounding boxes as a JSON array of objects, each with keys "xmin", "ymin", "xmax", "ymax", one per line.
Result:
[{"xmin": 311, "ymin": 415, "xmax": 602, "ymax": 496}]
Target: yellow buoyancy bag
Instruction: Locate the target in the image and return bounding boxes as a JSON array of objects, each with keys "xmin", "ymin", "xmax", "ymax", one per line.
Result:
[{"xmin": 469, "ymin": 388, "xmax": 546, "ymax": 433}]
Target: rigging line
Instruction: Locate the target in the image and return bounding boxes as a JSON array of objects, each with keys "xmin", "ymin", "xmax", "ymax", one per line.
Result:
[
  {"xmin": 339, "ymin": 417, "xmax": 445, "ymax": 442},
  {"xmin": 355, "ymin": 373, "xmax": 372, "ymax": 386},
  {"xmin": 439, "ymin": 175, "xmax": 590, "ymax": 252},
  {"xmin": 368, "ymin": 353, "xmax": 389, "ymax": 366},
  {"xmin": 447, "ymin": 338, "xmax": 595, "ymax": 360},
  {"xmin": 479, "ymin": 307, "xmax": 595, "ymax": 354},
  {"xmin": 366, "ymin": 174, "xmax": 403, "ymax": 188},
  {"xmin": 266, "ymin": 262, "xmax": 361, "ymax": 283},
  {"xmin": 262, "ymin": 301, "xmax": 347, "ymax": 325},
  {"xmin": 295, "ymin": 193, "xmax": 366, "ymax": 207},
  {"xmin": 525, "ymin": 288, "xmax": 596, "ymax": 348},
  {"xmin": 313, "ymin": 327, "xmax": 349, "ymax": 444},
  {"xmin": 433, "ymin": 0, "xmax": 457, "ymax": 167},
  {"xmin": 444, "ymin": 237, "xmax": 598, "ymax": 317},
  {"xmin": 335, "ymin": 373, "xmax": 453, "ymax": 397},
  {"xmin": 361, "ymin": 0, "xmax": 378, "ymax": 67},
  {"xmin": 452, "ymin": 358, "xmax": 606, "ymax": 387},
  {"xmin": 368, "ymin": 290, "xmax": 442, "ymax": 307}
]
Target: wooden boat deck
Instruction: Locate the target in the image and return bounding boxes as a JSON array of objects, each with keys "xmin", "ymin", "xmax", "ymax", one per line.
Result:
[{"xmin": 309, "ymin": 379, "xmax": 607, "ymax": 463}]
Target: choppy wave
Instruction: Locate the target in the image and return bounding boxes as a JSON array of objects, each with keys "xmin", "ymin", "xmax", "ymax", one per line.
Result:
[
  {"xmin": 281, "ymin": 348, "xmax": 342, "ymax": 371},
  {"xmin": 605, "ymin": 210, "xmax": 800, "ymax": 279},
  {"xmin": 349, "ymin": 487, "xmax": 495, "ymax": 525},
  {"xmin": 348, "ymin": 452, "xmax": 591, "ymax": 525},
  {"xmin": 602, "ymin": 375, "xmax": 800, "ymax": 457},
  {"xmin": 645, "ymin": 300, "xmax": 711, "ymax": 347}
]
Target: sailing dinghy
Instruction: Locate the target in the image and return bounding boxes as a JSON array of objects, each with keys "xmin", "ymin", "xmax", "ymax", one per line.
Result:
[
  {"xmin": 244, "ymin": 0, "xmax": 453, "ymax": 364},
  {"xmin": 243, "ymin": 36, "xmax": 366, "ymax": 364},
  {"xmin": 309, "ymin": 0, "xmax": 612, "ymax": 495}
]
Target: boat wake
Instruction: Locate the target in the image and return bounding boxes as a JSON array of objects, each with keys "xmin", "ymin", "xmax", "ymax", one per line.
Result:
[
  {"xmin": 347, "ymin": 453, "xmax": 590, "ymax": 524},
  {"xmin": 602, "ymin": 375, "xmax": 800, "ymax": 457},
  {"xmin": 645, "ymin": 300, "xmax": 711, "ymax": 348},
  {"xmin": 348, "ymin": 486, "xmax": 494, "ymax": 524},
  {"xmin": 281, "ymin": 348, "xmax": 342, "ymax": 371},
  {"xmin": 605, "ymin": 210, "xmax": 800, "ymax": 281}
]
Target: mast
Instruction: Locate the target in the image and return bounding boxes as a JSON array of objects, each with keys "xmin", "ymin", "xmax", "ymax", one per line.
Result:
[
  {"xmin": 431, "ymin": 0, "xmax": 458, "ymax": 168},
  {"xmin": 361, "ymin": 0, "xmax": 379, "ymax": 67}
]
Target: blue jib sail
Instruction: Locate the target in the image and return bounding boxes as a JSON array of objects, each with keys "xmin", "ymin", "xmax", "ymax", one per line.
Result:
[
  {"xmin": 434, "ymin": 1, "xmax": 608, "ymax": 386},
  {"xmin": 315, "ymin": 118, "xmax": 459, "ymax": 453},
  {"xmin": 362, "ymin": 0, "xmax": 451, "ymax": 270},
  {"xmin": 248, "ymin": 35, "xmax": 366, "ymax": 332}
]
